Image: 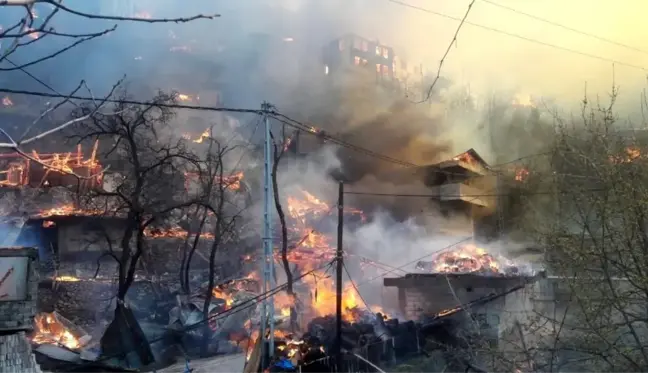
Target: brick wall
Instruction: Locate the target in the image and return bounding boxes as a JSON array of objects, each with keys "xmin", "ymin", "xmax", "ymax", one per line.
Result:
[{"xmin": 0, "ymin": 247, "xmax": 41, "ymax": 373}]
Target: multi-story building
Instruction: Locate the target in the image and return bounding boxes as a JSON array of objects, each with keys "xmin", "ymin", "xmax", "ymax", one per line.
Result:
[
  {"xmin": 321, "ymin": 33, "xmax": 427, "ymax": 99},
  {"xmin": 322, "ymin": 33, "xmax": 396, "ymax": 85}
]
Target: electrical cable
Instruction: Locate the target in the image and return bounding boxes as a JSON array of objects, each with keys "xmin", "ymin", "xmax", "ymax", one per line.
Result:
[
  {"xmin": 343, "ymin": 187, "xmax": 607, "ymax": 198},
  {"xmin": 347, "ymin": 236, "xmax": 474, "ymax": 291},
  {"xmin": 342, "ymin": 261, "xmax": 375, "ymax": 315},
  {"xmin": 386, "ymin": 0, "xmax": 647, "ymax": 71},
  {"xmin": 479, "ymin": 0, "xmax": 648, "ymax": 56},
  {"xmin": 62, "ymin": 260, "xmax": 335, "ymax": 372},
  {"xmin": 415, "ymin": 0, "xmax": 475, "ymax": 104}
]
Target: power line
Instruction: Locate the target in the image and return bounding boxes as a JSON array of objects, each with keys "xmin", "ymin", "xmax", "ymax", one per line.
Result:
[
  {"xmin": 344, "ymin": 187, "xmax": 606, "ymax": 199},
  {"xmin": 479, "ymin": 0, "xmax": 648, "ymax": 56},
  {"xmin": 349, "ymin": 236, "xmax": 474, "ymax": 290},
  {"xmin": 386, "ymin": 0, "xmax": 647, "ymax": 71},
  {"xmin": 0, "ymin": 86, "xmax": 551, "ymax": 179},
  {"xmin": 415, "ymin": 0, "xmax": 475, "ymax": 104},
  {"xmin": 0, "ymin": 87, "xmax": 262, "ymax": 114}
]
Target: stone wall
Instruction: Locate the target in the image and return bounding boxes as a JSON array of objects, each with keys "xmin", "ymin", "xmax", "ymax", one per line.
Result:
[
  {"xmin": 0, "ymin": 248, "xmax": 38, "ymax": 331},
  {"xmin": 0, "ymin": 332, "xmax": 42, "ymax": 373},
  {"xmin": 0, "ymin": 247, "xmax": 41, "ymax": 373}
]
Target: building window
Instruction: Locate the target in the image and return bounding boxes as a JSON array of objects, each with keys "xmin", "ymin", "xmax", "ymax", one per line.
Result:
[
  {"xmin": 353, "ymin": 37, "xmax": 362, "ymax": 50},
  {"xmin": 338, "ymin": 39, "xmax": 345, "ymax": 51},
  {"xmin": 354, "ymin": 56, "xmax": 361, "ymax": 65},
  {"xmin": 382, "ymin": 47, "xmax": 389, "ymax": 59},
  {"xmin": 375, "ymin": 46, "xmax": 381, "ymax": 56},
  {"xmin": 324, "ymin": 64, "xmax": 329, "ymax": 75},
  {"xmin": 361, "ymin": 40, "xmax": 368, "ymax": 52},
  {"xmin": 381, "ymin": 64, "xmax": 389, "ymax": 76},
  {"xmin": 362, "ymin": 58, "xmax": 368, "ymax": 66},
  {"xmin": 376, "ymin": 64, "xmax": 381, "ymax": 73}
]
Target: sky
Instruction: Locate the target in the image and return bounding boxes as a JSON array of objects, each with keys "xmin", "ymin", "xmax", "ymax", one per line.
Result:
[
  {"xmin": 106, "ymin": 0, "xmax": 648, "ymax": 112},
  {"xmin": 382, "ymin": 0, "xmax": 647, "ymax": 107}
]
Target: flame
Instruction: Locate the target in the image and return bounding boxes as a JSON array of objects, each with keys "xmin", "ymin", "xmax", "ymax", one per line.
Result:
[
  {"xmin": 452, "ymin": 151, "xmax": 481, "ymax": 170},
  {"xmin": 54, "ymin": 276, "xmax": 81, "ymax": 282},
  {"xmin": 515, "ymin": 168, "xmax": 529, "ymax": 182},
  {"xmin": 144, "ymin": 226, "xmax": 214, "ymax": 240},
  {"xmin": 177, "ymin": 93, "xmax": 192, "ymax": 102},
  {"xmin": 37, "ymin": 204, "xmax": 103, "ymax": 219},
  {"xmin": 610, "ymin": 147, "xmax": 642, "ymax": 164},
  {"xmin": 279, "ymin": 189, "xmax": 373, "ymax": 323},
  {"xmin": 2, "ymin": 96, "xmax": 13, "ymax": 106},
  {"xmin": 184, "ymin": 171, "xmax": 244, "ymax": 191},
  {"xmin": 31, "ymin": 313, "xmax": 81, "ymax": 350},
  {"xmin": 0, "ymin": 141, "xmax": 102, "ymax": 188},
  {"xmin": 212, "ymin": 287, "xmax": 235, "ymax": 308},
  {"xmin": 423, "ymin": 243, "xmax": 512, "ymax": 274},
  {"xmin": 193, "ymin": 129, "xmax": 210, "ymax": 143},
  {"xmin": 42, "ymin": 220, "xmax": 55, "ymax": 228}
]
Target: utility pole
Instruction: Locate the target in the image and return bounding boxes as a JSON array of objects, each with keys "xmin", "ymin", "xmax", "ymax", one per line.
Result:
[
  {"xmin": 260, "ymin": 102, "xmax": 275, "ymax": 368},
  {"xmin": 335, "ymin": 181, "xmax": 344, "ymax": 372}
]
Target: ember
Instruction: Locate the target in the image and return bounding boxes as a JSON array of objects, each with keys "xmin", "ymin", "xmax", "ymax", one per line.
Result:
[
  {"xmin": 144, "ymin": 226, "xmax": 215, "ymax": 240},
  {"xmin": 2, "ymin": 96, "xmax": 13, "ymax": 106},
  {"xmin": 36, "ymin": 204, "xmax": 103, "ymax": 219},
  {"xmin": 417, "ymin": 243, "xmax": 516, "ymax": 275}
]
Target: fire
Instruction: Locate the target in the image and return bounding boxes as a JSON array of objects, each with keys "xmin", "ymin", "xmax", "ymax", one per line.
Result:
[
  {"xmin": 420, "ymin": 243, "xmax": 514, "ymax": 275},
  {"xmin": 144, "ymin": 226, "xmax": 214, "ymax": 240},
  {"xmin": 2, "ymin": 96, "xmax": 13, "ymax": 106},
  {"xmin": 453, "ymin": 151, "xmax": 481, "ymax": 169},
  {"xmin": 32, "ymin": 313, "xmax": 82, "ymax": 350},
  {"xmin": 54, "ymin": 275, "xmax": 81, "ymax": 282},
  {"xmin": 36, "ymin": 204, "xmax": 102, "ymax": 219},
  {"xmin": 287, "ymin": 191, "xmax": 330, "ymax": 220},
  {"xmin": 515, "ymin": 167, "xmax": 529, "ymax": 182},
  {"xmin": 42, "ymin": 220, "xmax": 55, "ymax": 228},
  {"xmin": 610, "ymin": 147, "xmax": 642, "ymax": 164},
  {"xmin": 0, "ymin": 141, "xmax": 102, "ymax": 188},
  {"xmin": 193, "ymin": 129, "xmax": 210, "ymax": 143},
  {"xmin": 278, "ymin": 189, "xmax": 375, "ymax": 323},
  {"xmin": 212, "ymin": 287, "xmax": 235, "ymax": 308},
  {"xmin": 184, "ymin": 170, "xmax": 244, "ymax": 191}
]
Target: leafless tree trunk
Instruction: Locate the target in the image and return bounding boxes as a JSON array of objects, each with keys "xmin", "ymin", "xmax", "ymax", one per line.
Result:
[{"xmin": 270, "ymin": 128, "xmax": 299, "ymax": 330}]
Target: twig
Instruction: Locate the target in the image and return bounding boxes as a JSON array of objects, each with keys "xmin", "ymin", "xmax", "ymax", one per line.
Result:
[{"xmin": 406, "ymin": 0, "xmax": 475, "ymax": 104}]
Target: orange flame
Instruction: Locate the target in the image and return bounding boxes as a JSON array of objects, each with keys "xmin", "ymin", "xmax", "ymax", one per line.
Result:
[
  {"xmin": 427, "ymin": 243, "xmax": 508, "ymax": 274},
  {"xmin": 144, "ymin": 226, "xmax": 215, "ymax": 240},
  {"xmin": 31, "ymin": 313, "xmax": 82, "ymax": 350},
  {"xmin": 37, "ymin": 204, "xmax": 103, "ymax": 219},
  {"xmin": 610, "ymin": 147, "xmax": 642, "ymax": 164},
  {"xmin": 515, "ymin": 168, "xmax": 529, "ymax": 182}
]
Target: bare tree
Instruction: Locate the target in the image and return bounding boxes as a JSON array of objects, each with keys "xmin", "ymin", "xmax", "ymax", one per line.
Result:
[
  {"xmin": 270, "ymin": 125, "xmax": 299, "ymax": 330},
  {"xmin": 71, "ymin": 90, "xmax": 212, "ymax": 362},
  {"xmin": 0, "ymin": 1, "xmax": 216, "ymax": 169}
]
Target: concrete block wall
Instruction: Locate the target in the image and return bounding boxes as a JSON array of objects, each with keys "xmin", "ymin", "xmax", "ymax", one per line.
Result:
[
  {"xmin": 0, "ymin": 332, "xmax": 42, "ymax": 373},
  {"xmin": 0, "ymin": 247, "xmax": 41, "ymax": 373},
  {"xmin": 0, "ymin": 248, "xmax": 38, "ymax": 331}
]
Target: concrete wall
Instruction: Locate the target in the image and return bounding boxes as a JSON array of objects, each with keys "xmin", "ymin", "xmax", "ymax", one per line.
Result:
[{"xmin": 0, "ymin": 247, "xmax": 41, "ymax": 373}]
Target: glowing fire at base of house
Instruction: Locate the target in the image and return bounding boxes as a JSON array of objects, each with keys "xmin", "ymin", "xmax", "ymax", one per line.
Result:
[{"xmin": 31, "ymin": 313, "xmax": 87, "ymax": 350}]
